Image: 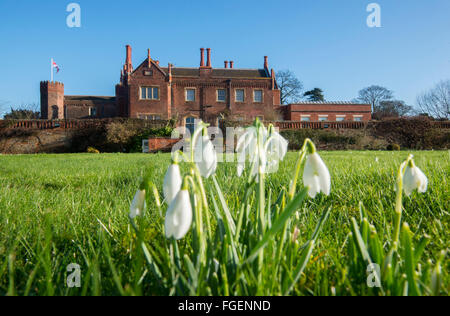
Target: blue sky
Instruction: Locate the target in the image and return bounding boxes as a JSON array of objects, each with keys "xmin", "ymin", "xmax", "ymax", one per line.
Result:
[{"xmin": 0, "ymin": 0, "xmax": 449, "ymax": 114}]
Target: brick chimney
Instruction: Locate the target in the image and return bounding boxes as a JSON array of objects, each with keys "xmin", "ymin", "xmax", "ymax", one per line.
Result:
[
  {"xmin": 200, "ymin": 48, "xmax": 205, "ymax": 67},
  {"xmin": 147, "ymin": 49, "xmax": 151, "ymax": 67},
  {"xmin": 125, "ymin": 45, "xmax": 133, "ymax": 73},
  {"xmin": 264, "ymin": 56, "xmax": 269, "ymax": 70},
  {"xmin": 230, "ymin": 61, "xmax": 234, "ymax": 69},
  {"xmin": 224, "ymin": 61, "xmax": 229, "ymax": 68},
  {"xmin": 206, "ymin": 48, "xmax": 212, "ymax": 68},
  {"xmin": 271, "ymin": 69, "xmax": 276, "ymax": 89}
]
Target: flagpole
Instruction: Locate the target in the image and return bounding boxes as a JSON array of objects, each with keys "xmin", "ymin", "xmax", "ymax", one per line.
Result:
[{"xmin": 51, "ymin": 58, "xmax": 53, "ymax": 82}]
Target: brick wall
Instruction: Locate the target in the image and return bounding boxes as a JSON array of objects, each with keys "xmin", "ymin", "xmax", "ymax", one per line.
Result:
[
  {"xmin": 40, "ymin": 81, "xmax": 64, "ymax": 119},
  {"xmin": 146, "ymin": 137, "xmax": 180, "ymax": 153},
  {"xmin": 286, "ymin": 103, "xmax": 372, "ymax": 121}
]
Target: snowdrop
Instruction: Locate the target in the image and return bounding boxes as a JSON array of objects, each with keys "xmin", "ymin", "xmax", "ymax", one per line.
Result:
[
  {"xmin": 265, "ymin": 125, "xmax": 288, "ymax": 173},
  {"xmin": 163, "ymin": 162, "xmax": 182, "ymax": 204},
  {"xmin": 303, "ymin": 148, "xmax": 331, "ymax": 199},
  {"xmin": 165, "ymin": 183, "xmax": 193, "ymax": 240},
  {"xmin": 403, "ymin": 160, "xmax": 428, "ymax": 196},
  {"xmin": 129, "ymin": 189, "xmax": 146, "ymax": 219},
  {"xmin": 195, "ymin": 135, "xmax": 218, "ymax": 178},
  {"xmin": 236, "ymin": 120, "xmax": 288, "ymax": 178}
]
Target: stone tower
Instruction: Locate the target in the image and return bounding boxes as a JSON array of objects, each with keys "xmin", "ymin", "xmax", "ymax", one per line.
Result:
[{"xmin": 40, "ymin": 81, "xmax": 64, "ymax": 119}]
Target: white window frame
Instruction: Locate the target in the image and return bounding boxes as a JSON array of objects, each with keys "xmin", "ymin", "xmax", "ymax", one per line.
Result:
[
  {"xmin": 353, "ymin": 115, "xmax": 363, "ymax": 122},
  {"xmin": 235, "ymin": 89, "xmax": 245, "ymax": 103},
  {"xmin": 217, "ymin": 89, "xmax": 227, "ymax": 102},
  {"xmin": 253, "ymin": 89, "xmax": 263, "ymax": 103},
  {"xmin": 89, "ymin": 107, "xmax": 97, "ymax": 117},
  {"xmin": 185, "ymin": 88, "xmax": 196, "ymax": 102},
  {"xmin": 138, "ymin": 113, "xmax": 162, "ymax": 120},
  {"xmin": 140, "ymin": 86, "xmax": 159, "ymax": 100},
  {"xmin": 301, "ymin": 115, "xmax": 311, "ymax": 122},
  {"xmin": 318, "ymin": 115, "xmax": 328, "ymax": 122},
  {"xmin": 336, "ymin": 115, "xmax": 346, "ymax": 122}
]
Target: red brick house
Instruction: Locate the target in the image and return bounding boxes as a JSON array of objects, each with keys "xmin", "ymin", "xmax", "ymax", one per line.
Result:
[
  {"xmin": 285, "ymin": 102, "xmax": 372, "ymax": 122},
  {"xmin": 40, "ymin": 45, "xmax": 371, "ymax": 125}
]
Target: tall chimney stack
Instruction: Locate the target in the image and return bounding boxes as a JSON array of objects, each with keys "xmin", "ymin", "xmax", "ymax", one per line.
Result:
[
  {"xmin": 148, "ymin": 49, "xmax": 151, "ymax": 67},
  {"xmin": 264, "ymin": 56, "xmax": 269, "ymax": 70},
  {"xmin": 206, "ymin": 48, "xmax": 212, "ymax": 68},
  {"xmin": 224, "ymin": 61, "xmax": 229, "ymax": 68},
  {"xmin": 200, "ymin": 48, "xmax": 205, "ymax": 67},
  {"xmin": 230, "ymin": 61, "xmax": 234, "ymax": 69},
  {"xmin": 125, "ymin": 45, "xmax": 133, "ymax": 73}
]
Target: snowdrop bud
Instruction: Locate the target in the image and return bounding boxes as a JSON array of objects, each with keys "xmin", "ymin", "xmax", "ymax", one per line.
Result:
[
  {"xmin": 303, "ymin": 152, "xmax": 331, "ymax": 198},
  {"xmin": 129, "ymin": 190, "xmax": 146, "ymax": 219},
  {"xmin": 163, "ymin": 163, "xmax": 182, "ymax": 204},
  {"xmin": 196, "ymin": 135, "xmax": 217, "ymax": 178},
  {"xmin": 165, "ymin": 186, "xmax": 193, "ymax": 240},
  {"xmin": 403, "ymin": 161, "xmax": 428, "ymax": 196}
]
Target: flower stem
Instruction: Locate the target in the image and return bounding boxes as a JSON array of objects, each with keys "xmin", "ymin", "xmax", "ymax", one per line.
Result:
[{"xmin": 288, "ymin": 139, "xmax": 313, "ymax": 200}]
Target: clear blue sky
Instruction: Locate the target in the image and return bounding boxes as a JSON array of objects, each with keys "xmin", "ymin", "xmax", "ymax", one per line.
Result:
[{"xmin": 0, "ymin": 0, "xmax": 449, "ymax": 115}]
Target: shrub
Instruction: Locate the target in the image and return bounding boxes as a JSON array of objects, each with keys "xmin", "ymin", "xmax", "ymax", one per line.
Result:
[
  {"xmin": 87, "ymin": 146, "xmax": 100, "ymax": 154},
  {"xmin": 387, "ymin": 143, "xmax": 400, "ymax": 151}
]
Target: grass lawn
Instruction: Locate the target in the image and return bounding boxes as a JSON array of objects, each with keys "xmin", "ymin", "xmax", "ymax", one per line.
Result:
[{"xmin": 0, "ymin": 151, "xmax": 448, "ymax": 296}]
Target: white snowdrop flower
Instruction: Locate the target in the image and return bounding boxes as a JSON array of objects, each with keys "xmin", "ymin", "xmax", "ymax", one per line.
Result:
[
  {"xmin": 129, "ymin": 190, "xmax": 146, "ymax": 219},
  {"xmin": 303, "ymin": 153, "xmax": 331, "ymax": 198},
  {"xmin": 403, "ymin": 162, "xmax": 428, "ymax": 196},
  {"xmin": 163, "ymin": 163, "xmax": 182, "ymax": 204},
  {"xmin": 165, "ymin": 189, "xmax": 193, "ymax": 240},
  {"xmin": 195, "ymin": 135, "xmax": 218, "ymax": 178},
  {"xmin": 236, "ymin": 120, "xmax": 288, "ymax": 178}
]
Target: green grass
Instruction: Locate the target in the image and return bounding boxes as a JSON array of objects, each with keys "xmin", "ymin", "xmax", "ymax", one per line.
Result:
[{"xmin": 0, "ymin": 151, "xmax": 448, "ymax": 296}]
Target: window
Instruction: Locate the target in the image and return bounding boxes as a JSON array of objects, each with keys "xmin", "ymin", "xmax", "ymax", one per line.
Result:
[
  {"xmin": 301, "ymin": 116, "xmax": 310, "ymax": 122},
  {"xmin": 235, "ymin": 89, "xmax": 245, "ymax": 102},
  {"xmin": 89, "ymin": 107, "xmax": 97, "ymax": 117},
  {"xmin": 142, "ymin": 140, "xmax": 149, "ymax": 153},
  {"xmin": 336, "ymin": 116, "xmax": 345, "ymax": 122},
  {"xmin": 254, "ymin": 90, "xmax": 263, "ymax": 103},
  {"xmin": 353, "ymin": 116, "xmax": 363, "ymax": 122},
  {"xmin": 141, "ymin": 87, "xmax": 159, "ymax": 100},
  {"xmin": 217, "ymin": 89, "xmax": 226, "ymax": 102},
  {"xmin": 318, "ymin": 116, "xmax": 328, "ymax": 122},
  {"xmin": 186, "ymin": 117, "xmax": 196, "ymax": 136},
  {"xmin": 186, "ymin": 89, "xmax": 196, "ymax": 102},
  {"xmin": 138, "ymin": 114, "xmax": 162, "ymax": 120}
]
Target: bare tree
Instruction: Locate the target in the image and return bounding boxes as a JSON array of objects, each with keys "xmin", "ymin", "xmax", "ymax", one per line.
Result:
[
  {"xmin": 276, "ymin": 70, "xmax": 303, "ymax": 104},
  {"xmin": 373, "ymin": 100, "xmax": 412, "ymax": 120},
  {"xmin": 417, "ymin": 80, "xmax": 450, "ymax": 120},
  {"xmin": 357, "ymin": 85, "xmax": 394, "ymax": 112},
  {"xmin": 3, "ymin": 103, "xmax": 40, "ymax": 119}
]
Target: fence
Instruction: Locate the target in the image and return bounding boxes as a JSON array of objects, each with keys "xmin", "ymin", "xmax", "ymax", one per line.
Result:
[
  {"xmin": 1, "ymin": 119, "xmax": 449, "ymax": 131},
  {"xmin": 1, "ymin": 119, "xmax": 171, "ymax": 130}
]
